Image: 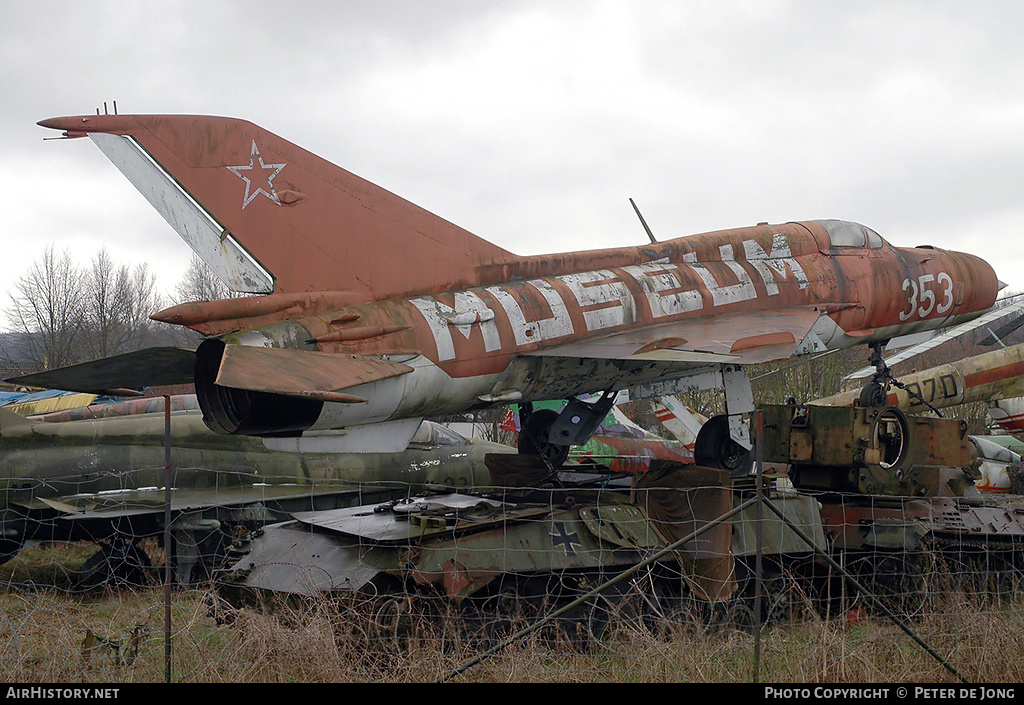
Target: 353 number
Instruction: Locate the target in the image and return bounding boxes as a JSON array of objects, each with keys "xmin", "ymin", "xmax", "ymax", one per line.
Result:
[{"xmin": 900, "ymin": 272, "xmax": 954, "ymax": 321}]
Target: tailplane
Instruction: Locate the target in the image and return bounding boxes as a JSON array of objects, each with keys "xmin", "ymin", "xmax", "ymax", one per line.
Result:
[
  {"xmin": 39, "ymin": 114, "xmax": 516, "ymax": 300},
  {"xmin": 0, "ymin": 406, "xmax": 34, "ymax": 436}
]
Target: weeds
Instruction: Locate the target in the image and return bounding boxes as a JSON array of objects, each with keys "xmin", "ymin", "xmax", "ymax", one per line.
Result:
[{"xmin": 3, "ymin": 541, "xmax": 1024, "ymax": 683}]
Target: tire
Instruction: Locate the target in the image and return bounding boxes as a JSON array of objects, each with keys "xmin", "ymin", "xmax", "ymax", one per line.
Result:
[
  {"xmin": 694, "ymin": 414, "xmax": 753, "ymax": 478},
  {"xmin": 0, "ymin": 539, "xmax": 22, "ymax": 566},
  {"xmin": 859, "ymin": 381, "xmax": 888, "ymax": 407},
  {"xmin": 517, "ymin": 408, "xmax": 570, "ymax": 467}
]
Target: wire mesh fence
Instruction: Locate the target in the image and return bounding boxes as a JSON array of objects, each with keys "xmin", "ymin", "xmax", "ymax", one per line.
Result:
[{"xmin": 4, "ymin": 460, "xmax": 1024, "ymax": 683}]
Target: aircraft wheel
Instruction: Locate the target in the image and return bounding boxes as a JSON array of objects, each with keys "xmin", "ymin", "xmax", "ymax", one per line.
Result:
[
  {"xmin": 694, "ymin": 414, "xmax": 753, "ymax": 478},
  {"xmin": 517, "ymin": 408, "xmax": 570, "ymax": 467},
  {"xmin": 859, "ymin": 381, "xmax": 888, "ymax": 407}
]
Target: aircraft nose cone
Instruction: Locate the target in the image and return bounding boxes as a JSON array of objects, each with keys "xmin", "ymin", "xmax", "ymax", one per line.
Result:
[{"xmin": 951, "ymin": 249, "xmax": 1000, "ymax": 313}]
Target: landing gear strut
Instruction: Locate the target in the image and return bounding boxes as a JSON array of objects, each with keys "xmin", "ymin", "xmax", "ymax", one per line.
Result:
[
  {"xmin": 517, "ymin": 406, "xmax": 569, "ymax": 467},
  {"xmin": 859, "ymin": 341, "xmax": 891, "ymax": 407},
  {"xmin": 517, "ymin": 390, "xmax": 619, "ymax": 468},
  {"xmin": 693, "ymin": 364, "xmax": 755, "ymax": 477}
]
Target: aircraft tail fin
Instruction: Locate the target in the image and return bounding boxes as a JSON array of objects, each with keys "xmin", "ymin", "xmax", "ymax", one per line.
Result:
[
  {"xmin": 0, "ymin": 406, "xmax": 34, "ymax": 436},
  {"xmin": 650, "ymin": 396, "xmax": 706, "ymax": 448},
  {"xmin": 38, "ymin": 114, "xmax": 517, "ymax": 301}
]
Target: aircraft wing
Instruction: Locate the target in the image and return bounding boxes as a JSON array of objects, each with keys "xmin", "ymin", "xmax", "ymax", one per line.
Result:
[
  {"xmin": 525, "ymin": 306, "xmax": 824, "ymax": 365},
  {"xmin": 6, "ymin": 347, "xmax": 196, "ymax": 394},
  {"xmin": 213, "ymin": 346, "xmax": 413, "ymax": 401},
  {"xmin": 17, "ymin": 481, "xmax": 370, "ymax": 521},
  {"xmin": 6, "ymin": 346, "xmax": 414, "ymax": 403}
]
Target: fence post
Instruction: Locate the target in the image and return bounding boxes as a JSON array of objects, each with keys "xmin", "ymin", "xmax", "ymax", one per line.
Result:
[
  {"xmin": 163, "ymin": 394, "xmax": 172, "ymax": 684},
  {"xmin": 753, "ymin": 409, "xmax": 764, "ymax": 682}
]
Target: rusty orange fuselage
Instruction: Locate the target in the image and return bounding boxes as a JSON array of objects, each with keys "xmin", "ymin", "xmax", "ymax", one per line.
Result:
[
  {"xmin": 35, "ymin": 114, "xmax": 1000, "ymax": 439},
  {"xmin": 173, "ymin": 220, "xmax": 997, "ymax": 432}
]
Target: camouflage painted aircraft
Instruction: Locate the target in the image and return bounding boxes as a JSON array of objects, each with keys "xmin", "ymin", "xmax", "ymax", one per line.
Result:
[
  {"xmin": 0, "ymin": 397, "xmax": 513, "ymax": 581},
  {"xmin": 15, "ymin": 112, "xmax": 1003, "ymax": 476},
  {"xmin": 817, "ymin": 341, "xmax": 1024, "ymax": 418}
]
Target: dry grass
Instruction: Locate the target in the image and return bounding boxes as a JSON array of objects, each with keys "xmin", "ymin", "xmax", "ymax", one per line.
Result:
[{"xmin": 2, "ymin": 541, "xmax": 1024, "ymax": 683}]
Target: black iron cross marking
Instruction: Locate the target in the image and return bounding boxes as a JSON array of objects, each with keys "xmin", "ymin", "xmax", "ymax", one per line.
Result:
[{"xmin": 551, "ymin": 522, "xmax": 582, "ymax": 556}]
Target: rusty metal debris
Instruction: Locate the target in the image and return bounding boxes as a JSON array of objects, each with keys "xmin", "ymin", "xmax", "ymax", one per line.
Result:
[
  {"xmin": 0, "ymin": 397, "xmax": 514, "ymax": 584},
  {"xmin": 213, "ymin": 403, "xmax": 1024, "ymax": 672}
]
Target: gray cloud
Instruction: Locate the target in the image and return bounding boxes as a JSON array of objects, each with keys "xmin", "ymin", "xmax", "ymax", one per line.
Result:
[{"xmin": 3, "ymin": 0, "xmax": 1023, "ymax": 328}]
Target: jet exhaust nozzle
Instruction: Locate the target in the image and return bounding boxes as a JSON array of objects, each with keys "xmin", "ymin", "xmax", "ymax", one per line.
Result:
[{"xmin": 194, "ymin": 339, "xmax": 323, "ymax": 436}]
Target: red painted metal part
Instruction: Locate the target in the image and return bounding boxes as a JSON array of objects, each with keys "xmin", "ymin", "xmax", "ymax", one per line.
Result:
[
  {"xmin": 39, "ymin": 115, "xmax": 999, "ymax": 372},
  {"xmin": 38, "ymin": 114, "xmax": 517, "ymax": 301}
]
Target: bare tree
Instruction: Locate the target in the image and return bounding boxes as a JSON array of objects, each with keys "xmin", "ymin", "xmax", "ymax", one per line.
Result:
[
  {"xmin": 82, "ymin": 248, "xmax": 165, "ymax": 358},
  {"xmin": 122, "ymin": 261, "xmax": 166, "ymax": 347},
  {"xmin": 84, "ymin": 247, "xmax": 119, "ymax": 357},
  {"xmin": 4, "ymin": 245, "xmax": 87, "ymax": 370},
  {"xmin": 174, "ymin": 254, "xmax": 238, "ymax": 304}
]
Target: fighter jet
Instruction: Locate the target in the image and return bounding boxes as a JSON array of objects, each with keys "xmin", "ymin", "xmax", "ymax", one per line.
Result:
[
  {"xmin": 15, "ymin": 112, "xmax": 1003, "ymax": 477},
  {"xmin": 987, "ymin": 396, "xmax": 1024, "ymax": 442},
  {"xmin": 0, "ymin": 398, "xmax": 514, "ymax": 582},
  {"xmin": 816, "ymin": 341, "xmax": 1024, "ymax": 416}
]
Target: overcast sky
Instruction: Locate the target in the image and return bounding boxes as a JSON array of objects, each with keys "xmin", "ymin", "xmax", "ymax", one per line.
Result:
[{"xmin": 2, "ymin": 0, "xmax": 1023, "ymax": 329}]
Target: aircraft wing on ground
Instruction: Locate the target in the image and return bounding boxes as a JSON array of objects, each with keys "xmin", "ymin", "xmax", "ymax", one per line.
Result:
[{"xmin": 21, "ymin": 481, "xmax": 366, "ymax": 521}]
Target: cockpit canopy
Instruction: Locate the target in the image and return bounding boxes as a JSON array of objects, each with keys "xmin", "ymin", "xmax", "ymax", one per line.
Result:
[
  {"xmin": 814, "ymin": 219, "xmax": 884, "ymax": 249},
  {"xmin": 410, "ymin": 420, "xmax": 470, "ymax": 447}
]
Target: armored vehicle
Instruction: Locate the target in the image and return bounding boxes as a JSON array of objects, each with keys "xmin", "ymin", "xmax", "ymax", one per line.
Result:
[
  {"xmin": 216, "ymin": 455, "xmax": 825, "ymax": 640},
  {"xmin": 0, "ymin": 400, "xmax": 514, "ymax": 584},
  {"xmin": 217, "ymin": 403, "xmax": 1024, "ymax": 642},
  {"xmin": 759, "ymin": 403, "xmax": 1024, "ymax": 613}
]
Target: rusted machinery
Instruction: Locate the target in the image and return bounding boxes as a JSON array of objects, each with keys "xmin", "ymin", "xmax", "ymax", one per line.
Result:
[
  {"xmin": 759, "ymin": 403, "xmax": 1024, "ymax": 614},
  {"xmin": 0, "ymin": 401, "xmax": 514, "ymax": 585},
  {"xmin": 761, "ymin": 403, "xmax": 979, "ymax": 497}
]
